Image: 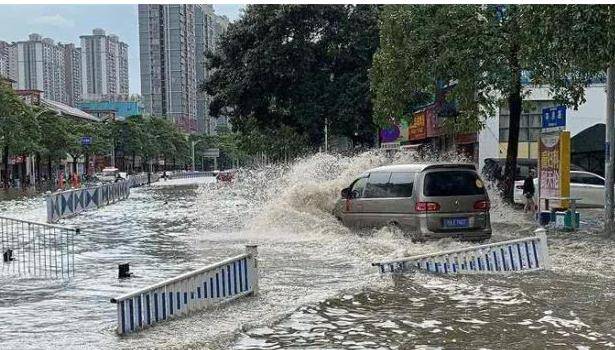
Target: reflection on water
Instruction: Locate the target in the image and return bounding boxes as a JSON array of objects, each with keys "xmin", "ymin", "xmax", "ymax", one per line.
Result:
[
  {"xmin": 235, "ymin": 273, "xmax": 615, "ymax": 349},
  {"xmin": 0, "ymin": 152, "xmax": 612, "ymax": 349}
]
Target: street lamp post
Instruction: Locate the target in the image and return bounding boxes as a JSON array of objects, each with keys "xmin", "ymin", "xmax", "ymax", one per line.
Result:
[{"xmin": 191, "ymin": 139, "xmax": 204, "ymax": 172}]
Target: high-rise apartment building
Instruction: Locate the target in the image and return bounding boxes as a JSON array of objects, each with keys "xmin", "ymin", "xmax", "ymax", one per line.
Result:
[
  {"xmin": 196, "ymin": 5, "xmax": 229, "ymax": 135},
  {"xmin": 60, "ymin": 43, "xmax": 81, "ymax": 106},
  {"xmin": 11, "ymin": 34, "xmax": 67, "ymax": 104},
  {"xmin": 139, "ymin": 4, "xmax": 198, "ymax": 133},
  {"xmin": 0, "ymin": 40, "xmax": 10, "ymax": 79},
  {"xmin": 80, "ymin": 28, "xmax": 129, "ymax": 101},
  {"xmin": 139, "ymin": 4, "xmax": 229, "ymax": 134}
]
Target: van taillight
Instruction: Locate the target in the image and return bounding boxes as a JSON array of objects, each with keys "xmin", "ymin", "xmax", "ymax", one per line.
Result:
[
  {"xmin": 473, "ymin": 200, "xmax": 490, "ymax": 211},
  {"xmin": 415, "ymin": 202, "xmax": 440, "ymax": 212}
]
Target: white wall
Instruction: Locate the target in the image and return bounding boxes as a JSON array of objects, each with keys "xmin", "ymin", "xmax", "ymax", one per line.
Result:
[
  {"xmin": 478, "ymin": 107, "xmax": 503, "ymax": 171},
  {"xmin": 478, "ymin": 84, "xmax": 608, "ymax": 171}
]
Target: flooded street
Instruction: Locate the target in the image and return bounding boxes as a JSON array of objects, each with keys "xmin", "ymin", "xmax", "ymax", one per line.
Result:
[{"xmin": 1, "ymin": 152, "xmax": 614, "ymax": 349}]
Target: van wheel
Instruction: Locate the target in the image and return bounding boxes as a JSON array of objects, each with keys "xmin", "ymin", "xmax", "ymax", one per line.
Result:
[{"xmin": 387, "ymin": 221, "xmax": 401, "ymax": 232}]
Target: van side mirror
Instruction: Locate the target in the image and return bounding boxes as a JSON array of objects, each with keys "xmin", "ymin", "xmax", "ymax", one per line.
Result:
[{"xmin": 341, "ymin": 187, "xmax": 350, "ymax": 199}]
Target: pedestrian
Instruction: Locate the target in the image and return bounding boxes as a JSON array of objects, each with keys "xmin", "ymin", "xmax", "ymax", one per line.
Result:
[{"xmin": 523, "ymin": 169, "xmax": 536, "ymax": 214}]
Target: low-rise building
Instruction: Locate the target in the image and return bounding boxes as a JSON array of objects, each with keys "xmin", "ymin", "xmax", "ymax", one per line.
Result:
[
  {"xmin": 478, "ymin": 84, "xmax": 607, "ymax": 174},
  {"xmin": 76, "ymin": 100, "xmax": 142, "ymax": 121}
]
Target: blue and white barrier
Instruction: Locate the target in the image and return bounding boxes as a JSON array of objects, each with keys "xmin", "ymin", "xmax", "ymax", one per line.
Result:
[
  {"xmin": 110, "ymin": 245, "xmax": 258, "ymax": 335},
  {"xmin": 372, "ymin": 231, "xmax": 550, "ymax": 275},
  {"xmin": 46, "ymin": 181, "xmax": 130, "ymax": 223}
]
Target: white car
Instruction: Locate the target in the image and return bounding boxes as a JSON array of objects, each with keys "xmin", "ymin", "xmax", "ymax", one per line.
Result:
[
  {"xmin": 96, "ymin": 167, "xmax": 127, "ymax": 183},
  {"xmin": 514, "ymin": 171, "xmax": 605, "ymax": 208}
]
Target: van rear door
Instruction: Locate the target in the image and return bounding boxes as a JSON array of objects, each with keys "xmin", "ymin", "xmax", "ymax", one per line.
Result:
[{"xmin": 420, "ymin": 169, "xmax": 489, "ymax": 231}]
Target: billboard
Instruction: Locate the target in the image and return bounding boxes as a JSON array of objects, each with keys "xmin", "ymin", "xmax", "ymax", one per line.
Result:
[
  {"xmin": 408, "ymin": 111, "xmax": 427, "ymax": 141},
  {"xmin": 539, "ymin": 131, "xmax": 570, "ymax": 208}
]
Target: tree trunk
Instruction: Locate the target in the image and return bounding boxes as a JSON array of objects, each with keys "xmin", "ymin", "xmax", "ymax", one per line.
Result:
[
  {"xmin": 47, "ymin": 155, "xmax": 53, "ymax": 180},
  {"xmin": 84, "ymin": 152, "xmax": 90, "ymax": 178},
  {"xmin": 20, "ymin": 157, "xmax": 27, "ymax": 187},
  {"xmin": 132, "ymin": 152, "xmax": 136, "ymax": 173},
  {"xmin": 2, "ymin": 144, "xmax": 8, "ymax": 189},
  {"xmin": 71, "ymin": 154, "xmax": 79, "ymax": 175},
  {"xmin": 35, "ymin": 152, "xmax": 41, "ymax": 185},
  {"xmin": 503, "ymin": 41, "xmax": 522, "ymax": 203}
]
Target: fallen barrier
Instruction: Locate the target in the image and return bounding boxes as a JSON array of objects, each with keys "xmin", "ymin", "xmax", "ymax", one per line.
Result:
[
  {"xmin": 372, "ymin": 231, "xmax": 550, "ymax": 275},
  {"xmin": 46, "ymin": 181, "xmax": 130, "ymax": 223},
  {"xmin": 0, "ymin": 215, "xmax": 78, "ymax": 278},
  {"xmin": 167, "ymin": 171, "xmax": 212, "ymax": 180},
  {"xmin": 110, "ymin": 245, "xmax": 258, "ymax": 335}
]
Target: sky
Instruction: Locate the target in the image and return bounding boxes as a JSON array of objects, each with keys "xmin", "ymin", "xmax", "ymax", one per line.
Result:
[{"xmin": 0, "ymin": 4, "xmax": 245, "ymax": 95}]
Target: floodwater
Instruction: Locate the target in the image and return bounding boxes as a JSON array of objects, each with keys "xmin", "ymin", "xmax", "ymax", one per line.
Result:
[{"xmin": 0, "ymin": 152, "xmax": 614, "ymax": 349}]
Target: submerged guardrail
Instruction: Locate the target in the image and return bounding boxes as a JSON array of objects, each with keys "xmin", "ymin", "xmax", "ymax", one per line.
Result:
[
  {"xmin": 166, "ymin": 171, "xmax": 212, "ymax": 180},
  {"xmin": 0, "ymin": 215, "xmax": 78, "ymax": 278},
  {"xmin": 110, "ymin": 245, "xmax": 258, "ymax": 335},
  {"xmin": 372, "ymin": 231, "xmax": 550, "ymax": 275},
  {"xmin": 46, "ymin": 181, "xmax": 130, "ymax": 223}
]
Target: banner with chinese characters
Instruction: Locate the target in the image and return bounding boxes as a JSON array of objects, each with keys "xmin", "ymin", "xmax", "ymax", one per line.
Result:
[
  {"xmin": 408, "ymin": 111, "xmax": 427, "ymax": 141},
  {"xmin": 539, "ymin": 131, "xmax": 570, "ymax": 208}
]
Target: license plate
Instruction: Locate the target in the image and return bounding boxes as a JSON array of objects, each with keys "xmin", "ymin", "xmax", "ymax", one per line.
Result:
[{"xmin": 442, "ymin": 217, "xmax": 469, "ymax": 228}]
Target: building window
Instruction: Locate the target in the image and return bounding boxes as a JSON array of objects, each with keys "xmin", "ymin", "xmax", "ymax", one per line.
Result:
[{"xmin": 499, "ymin": 100, "xmax": 554, "ymax": 144}]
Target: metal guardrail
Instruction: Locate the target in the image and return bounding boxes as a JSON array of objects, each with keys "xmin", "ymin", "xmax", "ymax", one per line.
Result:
[
  {"xmin": 0, "ymin": 215, "xmax": 78, "ymax": 278},
  {"xmin": 166, "ymin": 171, "xmax": 213, "ymax": 180},
  {"xmin": 111, "ymin": 245, "xmax": 258, "ymax": 335},
  {"xmin": 46, "ymin": 181, "xmax": 130, "ymax": 223},
  {"xmin": 128, "ymin": 173, "xmax": 161, "ymax": 188},
  {"xmin": 372, "ymin": 231, "xmax": 550, "ymax": 275}
]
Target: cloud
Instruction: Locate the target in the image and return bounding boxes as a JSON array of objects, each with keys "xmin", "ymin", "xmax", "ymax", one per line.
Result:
[{"xmin": 29, "ymin": 14, "xmax": 74, "ymax": 28}]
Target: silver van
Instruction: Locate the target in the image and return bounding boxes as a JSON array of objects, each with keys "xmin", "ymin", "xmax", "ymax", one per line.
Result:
[{"xmin": 335, "ymin": 163, "xmax": 492, "ymax": 241}]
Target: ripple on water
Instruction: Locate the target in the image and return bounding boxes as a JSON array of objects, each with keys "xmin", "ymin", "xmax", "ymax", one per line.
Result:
[{"xmin": 0, "ymin": 152, "xmax": 614, "ymax": 349}]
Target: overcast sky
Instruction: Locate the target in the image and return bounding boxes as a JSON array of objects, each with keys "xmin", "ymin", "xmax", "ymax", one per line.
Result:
[{"xmin": 0, "ymin": 4, "xmax": 245, "ymax": 94}]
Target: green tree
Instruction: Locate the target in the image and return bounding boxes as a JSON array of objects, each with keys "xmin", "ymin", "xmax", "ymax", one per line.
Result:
[
  {"xmin": 204, "ymin": 5, "xmax": 380, "ymax": 151},
  {"xmin": 526, "ymin": 5, "xmax": 614, "ymax": 233},
  {"xmin": 0, "ymin": 83, "xmax": 40, "ymax": 187},
  {"xmin": 37, "ymin": 109, "xmax": 71, "ymax": 180},
  {"xmin": 370, "ymin": 5, "xmax": 554, "ymax": 202}
]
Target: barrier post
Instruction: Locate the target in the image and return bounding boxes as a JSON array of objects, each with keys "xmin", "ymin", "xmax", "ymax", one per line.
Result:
[
  {"xmin": 535, "ymin": 228, "xmax": 551, "ymax": 269},
  {"xmin": 245, "ymin": 245, "xmax": 259, "ymax": 295},
  {"xmin": 45, "ymin": 191, "xmax": 53, "ymax": 223}
]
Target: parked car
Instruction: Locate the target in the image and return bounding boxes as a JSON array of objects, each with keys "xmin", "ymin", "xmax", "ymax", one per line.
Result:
[
  {"xmin": 96, "ymin": 167, "xmax": 127, "ymax": 183},
  {"xmin": 483, "ymin": 158, "xmax": 584, "ymax": 182},
  {"xmin": 514, "ymin": 170, "xmax": 606, "ymax": 208},
  {"xmin": 334, "ymin": 163, "xmax": 492, "ymax": 242}
]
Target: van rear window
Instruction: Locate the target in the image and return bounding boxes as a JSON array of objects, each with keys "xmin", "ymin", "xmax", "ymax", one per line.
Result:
[{"xmin": 423, "ymin": 171, "xmax": 485, "ymax": 197}]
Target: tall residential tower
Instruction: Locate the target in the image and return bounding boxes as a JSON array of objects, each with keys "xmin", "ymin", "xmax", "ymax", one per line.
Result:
[
  {"xmin": 80, "ymin": 28, "xmax": 129, "ymax": 101},
  {"xmin": 10, "ymin": 34, "xmax": 67, "ymax": 103},
  {"xmin": 139, "ymin": 4, "xmax": 229, "ymax": 134}
]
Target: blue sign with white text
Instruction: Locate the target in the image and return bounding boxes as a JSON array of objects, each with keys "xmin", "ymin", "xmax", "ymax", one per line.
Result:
[
  {"xmin": 541, "ymin": 106, "xmax": 566, "ymax": 129},
  {"xmin": 81, "ymin": 136, "xmax": 92, "ymax": 146}
]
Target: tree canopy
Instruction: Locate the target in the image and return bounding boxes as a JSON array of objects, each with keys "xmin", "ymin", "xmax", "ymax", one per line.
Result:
[
  {"xmin": 204, "ymin": 4, "xmax": 381, "ymax": 152},
  {"xmin": 369, "ymin": 5, "xmax": 607, "ymax": 201}
]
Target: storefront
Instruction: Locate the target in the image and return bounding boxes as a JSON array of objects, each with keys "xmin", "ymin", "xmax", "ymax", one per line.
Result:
[{"xmin": 406, "ymin": 104, "xmax": 478, "ymax": 161}]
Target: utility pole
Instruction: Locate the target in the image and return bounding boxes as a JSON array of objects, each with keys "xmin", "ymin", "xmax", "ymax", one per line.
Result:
[
  {"xmin": 191, "ymin": 139, "xmax": 203, "ymax": 172},
  {"xmin": 605, "ymin": 65, "xmax": 615, "ymax": 236},
  {"xmin": 324, "ymin": 117, "xmax": 328, "ymax": 152},
  {"xmin": 191, "ymin": 141, "xmax": 196, "ymax": 171}
]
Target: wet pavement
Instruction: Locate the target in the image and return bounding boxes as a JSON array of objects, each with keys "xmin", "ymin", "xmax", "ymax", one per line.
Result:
[{"xmin": 0, "ymin": 153, "xmax": 613, "ymax": 349}]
